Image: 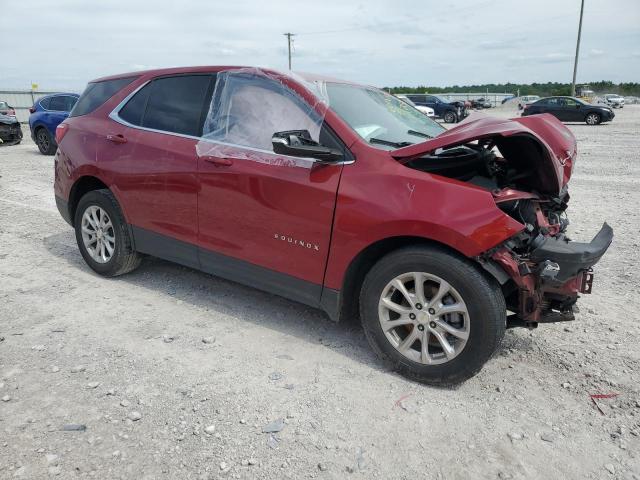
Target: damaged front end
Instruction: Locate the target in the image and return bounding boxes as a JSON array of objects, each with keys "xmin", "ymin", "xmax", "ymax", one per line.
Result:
[
  {"xmin": 488, "ymin": 213, "xmax": 612, "ymax": 329},
  {"xmin": 392, "ymin": 113, "xmax": 614, "ymax": 328}
]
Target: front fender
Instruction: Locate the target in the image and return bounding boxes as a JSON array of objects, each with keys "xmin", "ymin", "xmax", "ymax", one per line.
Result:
[{"xmin": 323, "ymin": 163, "xmax": 525, "ymax": 290}]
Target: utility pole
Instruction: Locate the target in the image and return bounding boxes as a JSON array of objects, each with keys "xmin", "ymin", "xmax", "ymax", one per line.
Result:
[
  {"xmin": 571, "ymin": 0, "xmax": 585, "ymax": 96},
  {"xmin": 284, "ymin": 33, "xmax": 295, "ymax": 70}
]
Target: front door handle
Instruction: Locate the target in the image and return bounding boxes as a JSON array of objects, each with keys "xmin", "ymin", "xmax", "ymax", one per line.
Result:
[
  {"xmin": 106, "ymin": 134, "xmax": 127, "ymax": 144},
  {"xmin": 202, "ymin": 156, "xmax": 233, "ymax": 167}
]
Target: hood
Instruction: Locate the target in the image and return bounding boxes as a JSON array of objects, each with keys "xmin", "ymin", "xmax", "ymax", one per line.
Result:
[{"xmin": 391, "ymin": 113, "xmax": 577, "ymax": 196}]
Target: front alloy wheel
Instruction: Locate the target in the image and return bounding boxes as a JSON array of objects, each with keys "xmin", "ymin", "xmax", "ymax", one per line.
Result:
[
  {"xmin": 360, "ymin": 246, "xmax": 506, "ymax": 385},
  {"xmin": 586, "ymin": 113, "xmax": 601, "ymax": 125},
  {"xmin": 378, "ymin": 272, "xmax": 470, "ymax": 365},
  {"xmin": 443, "ymin": 111, "xmax": 457, "ymax": 123}
]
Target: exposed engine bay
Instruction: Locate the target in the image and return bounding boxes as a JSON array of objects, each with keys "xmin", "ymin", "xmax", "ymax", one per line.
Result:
[{"xmin": 404, "ymin": 137, "xmax": 613, "ymax": 329}]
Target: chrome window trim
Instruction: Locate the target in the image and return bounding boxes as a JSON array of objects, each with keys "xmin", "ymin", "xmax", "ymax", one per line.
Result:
[
  {"xmin": 108, "ymin": 78, "xmax": 355, "ymax": 166},
  {"xmin": 39, "ymin": 94, "xmax": 79, "ymax": 113}
]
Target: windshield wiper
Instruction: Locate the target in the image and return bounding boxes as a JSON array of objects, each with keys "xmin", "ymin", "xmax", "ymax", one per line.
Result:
[
  {"xmin": 407, "ymin": 129, "xmax": 433, "ymax": 139},
  {"xmin": 369, "ymin": 137, "xmax": 413, "ymax": 148}
]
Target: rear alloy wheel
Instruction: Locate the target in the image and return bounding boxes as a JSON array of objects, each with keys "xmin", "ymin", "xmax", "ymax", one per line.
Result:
[
  {"xmin": 36, "ymin": 128, "xmax": 56, "ymax": 155},
  {"xmin": 74, "ymin": 189, "xmax": 141, "ymax": 277},
  {"xmin": 443, "ymin": 111, "xmax": 457, "ymax": 123},
  {"xmin": 585, "ymin": 113, "xmax": 601, "ymax": 125},
  {"xmin": 360, "ymin": 246, "xmax": 506, "ymax": 385}
]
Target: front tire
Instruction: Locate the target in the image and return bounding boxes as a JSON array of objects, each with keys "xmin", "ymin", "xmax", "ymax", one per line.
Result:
[
  {"xmin": 585, "ymin": 112, "xmax": 601, "ymax": 125},
  {"xmin": 35, "ymin": 127, "xmax": 56, "ymax": 155},
  {"xmin": 74, "ymin": 189, "xmax": 141, "ymax": 277},
  {"xmin": 443, "ymin": 111, "xmax": 458, "ymax": 123},
  {"xmin": 359, "ymin": 246, "xmax": 506, "ymax": 385}
]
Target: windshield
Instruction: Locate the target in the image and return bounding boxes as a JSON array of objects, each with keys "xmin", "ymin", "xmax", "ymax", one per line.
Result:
[{"xmin": 326, "ymin": 83, "xmax": 445, "ymax": 149}]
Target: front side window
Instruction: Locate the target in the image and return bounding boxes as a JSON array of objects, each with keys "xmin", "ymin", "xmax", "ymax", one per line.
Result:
[
  {"xmin": 563, "ymin": 98, "xmax": 579, "ymax": 107},
  {"xmin": 142, "ymin": 75, "xmax": 214, "ymax": 136},
  {"xmin": 202, "ymin": 73, "xmax": 322, "ymax": 150},
  {"xmin": 326, "ymin": 83, "xmax": 445, "ymax": 149}
]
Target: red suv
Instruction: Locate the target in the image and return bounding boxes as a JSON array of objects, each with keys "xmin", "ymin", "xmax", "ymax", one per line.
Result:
[{"xmin": 54, "ymin": 67, "xmax": 612, "ymax": 384}]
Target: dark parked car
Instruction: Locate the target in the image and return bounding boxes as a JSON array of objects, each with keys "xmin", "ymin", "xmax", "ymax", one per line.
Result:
[
  {"xmin": 470, "ymin": 98, "xmax": 492, "ymax": 109},
  {"xmin": 0, "ymin": 100, "xmax": 17, "ymax": 117},
  {"xmin": 29, "ymin": 93, "xmax": 79, "ymax": 154},
  {"xmin": 522, "ymin": 96, "xmax": 614, "ymax": 125},
  {"xmin": 403, "ymin": 94, "xmax": 467, "ymax": 123},
  {"xmin": 0, "ymin": 113, "xmax": 23, "ymax": 145},
  {"xmin": 54, "ymin": 66, "xmax": 611, "ymax": 385}
]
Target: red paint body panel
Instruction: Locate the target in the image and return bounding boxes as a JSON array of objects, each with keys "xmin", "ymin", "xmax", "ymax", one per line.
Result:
[
  {"xmin": 97, "ymin": 126, "xmax": 200, "ymax": 244},
  {"xmin": 321, "ymin": 141, "xmax": 524, "ymax": 290},
  {"xmin": 197, "ymin": 145, "xmax": 342, "ymax": 285}
]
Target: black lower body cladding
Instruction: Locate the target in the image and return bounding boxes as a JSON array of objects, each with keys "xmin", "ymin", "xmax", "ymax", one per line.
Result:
[{"xmin": 530, "ymin": 222, "xmax": 613, "ymax": 283}]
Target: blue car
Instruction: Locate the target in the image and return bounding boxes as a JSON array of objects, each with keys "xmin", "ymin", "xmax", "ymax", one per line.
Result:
[{"xmin": 29, "ymin": 93, "xmax": 79, "ymax": 155}]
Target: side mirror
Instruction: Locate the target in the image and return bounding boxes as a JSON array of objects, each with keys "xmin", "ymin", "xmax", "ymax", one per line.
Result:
[{"xmin": 272, "ymin": 130, "xmax": 343, "ymax": 162}]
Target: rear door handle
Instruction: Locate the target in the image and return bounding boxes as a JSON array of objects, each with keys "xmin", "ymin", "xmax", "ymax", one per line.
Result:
[
  {"xmin": 202, "ymin": 156, "xmax": 233, "ymax": 167},
  {"xmin": 106, "ymin": 134, "xmax": 127, "ymax": 144}
]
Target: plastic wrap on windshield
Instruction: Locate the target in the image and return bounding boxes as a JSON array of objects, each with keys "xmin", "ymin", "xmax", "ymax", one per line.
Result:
[{"xmin": 196, "ymin": 67, "xmax": 329, "ymax": 168}]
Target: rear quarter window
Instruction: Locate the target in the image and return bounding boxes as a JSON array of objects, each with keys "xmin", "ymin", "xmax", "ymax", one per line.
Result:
[{"xmin": 70, "ymin": 77, "xmax": 137, "ymax": 117}]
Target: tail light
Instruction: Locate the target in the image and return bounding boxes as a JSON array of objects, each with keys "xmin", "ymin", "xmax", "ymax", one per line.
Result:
[
  {"xmin": 29, "ymin": 106, "xmax": 36, "ymax": 114},
  {"xmin": 55, "ymin": 123, "xmax": 69, "ymax": 144}
]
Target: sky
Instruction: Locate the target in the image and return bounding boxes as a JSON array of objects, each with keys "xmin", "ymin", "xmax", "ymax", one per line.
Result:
[{"xmin": 2, "ymin": 0, "xmax": 639, "ymax": 91}]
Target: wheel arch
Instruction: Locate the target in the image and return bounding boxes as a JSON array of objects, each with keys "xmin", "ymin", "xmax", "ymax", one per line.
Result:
[
  {"xmin": 333, "ymin": 235, "xmax": 477, "ymax": 323},
  {"xmin": 68, "ymin": 176, "xmax": 110, "ymax": 227}
]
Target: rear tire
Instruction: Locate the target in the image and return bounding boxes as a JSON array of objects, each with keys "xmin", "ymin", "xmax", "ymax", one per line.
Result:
[
  {"xmin": 74, "ymin": 189, "xmax": 141, "ymax": 277},
  {"xmin": 36, "ymin": 127, "xmax": 56, "ymax": 155},
  {"xmin": 359, "ymin": 246, "xmax": 506, "ymax": 385},
  {"xmin": 443, "ymin": 111, "xmax": 458, "ymax": 123}
]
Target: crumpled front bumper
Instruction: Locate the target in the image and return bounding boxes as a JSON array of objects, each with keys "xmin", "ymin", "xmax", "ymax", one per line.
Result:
[
  {"xmin": 490, "ymin": 223, "xmax": 613, "ymax": 327},
  {"xmin": 0, "ymin": 122, "xmax": 23, "ymax": 144}
]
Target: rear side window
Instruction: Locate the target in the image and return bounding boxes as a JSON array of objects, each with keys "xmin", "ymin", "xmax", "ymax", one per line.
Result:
[
  {"xmin": 39, "ymin": 97, "xmax": 51, "ymax": 109},
  {"xmin": 70, "ymin": 77, "xmax": 136, "ymax": 117},
  {"xmin": 140, "ymin": 75, "xmax": 214, "ymax": 136}
]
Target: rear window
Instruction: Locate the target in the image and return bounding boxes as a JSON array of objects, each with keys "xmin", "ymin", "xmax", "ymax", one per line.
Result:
[
  {"xmin": 70, "ymin": 76, "xmax": 137, "ymax": 117},
  {"xmin": 0, "ymin": 101, "xmax": 9, "ymax": 109}
]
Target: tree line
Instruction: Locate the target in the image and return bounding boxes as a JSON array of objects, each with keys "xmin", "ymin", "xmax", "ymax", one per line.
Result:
[{"xmin": 385, "ymin": 81, "xmax": 640, "ymax": 97}]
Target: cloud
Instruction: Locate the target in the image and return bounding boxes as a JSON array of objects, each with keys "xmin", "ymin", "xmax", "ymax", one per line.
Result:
[{"xmin": 1, "ymin": 0, "xmax": 638, "ymax": 89}]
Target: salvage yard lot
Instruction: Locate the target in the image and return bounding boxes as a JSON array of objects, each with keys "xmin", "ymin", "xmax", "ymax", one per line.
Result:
[{"xmin": 1, "ymin": 107, "xmax": 639, "ymax": 479}]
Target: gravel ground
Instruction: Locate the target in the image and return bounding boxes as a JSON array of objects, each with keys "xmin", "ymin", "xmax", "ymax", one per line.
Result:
[{"xmin": 1, "ymin": 107, "xmax": 639, "ymax": 480}]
